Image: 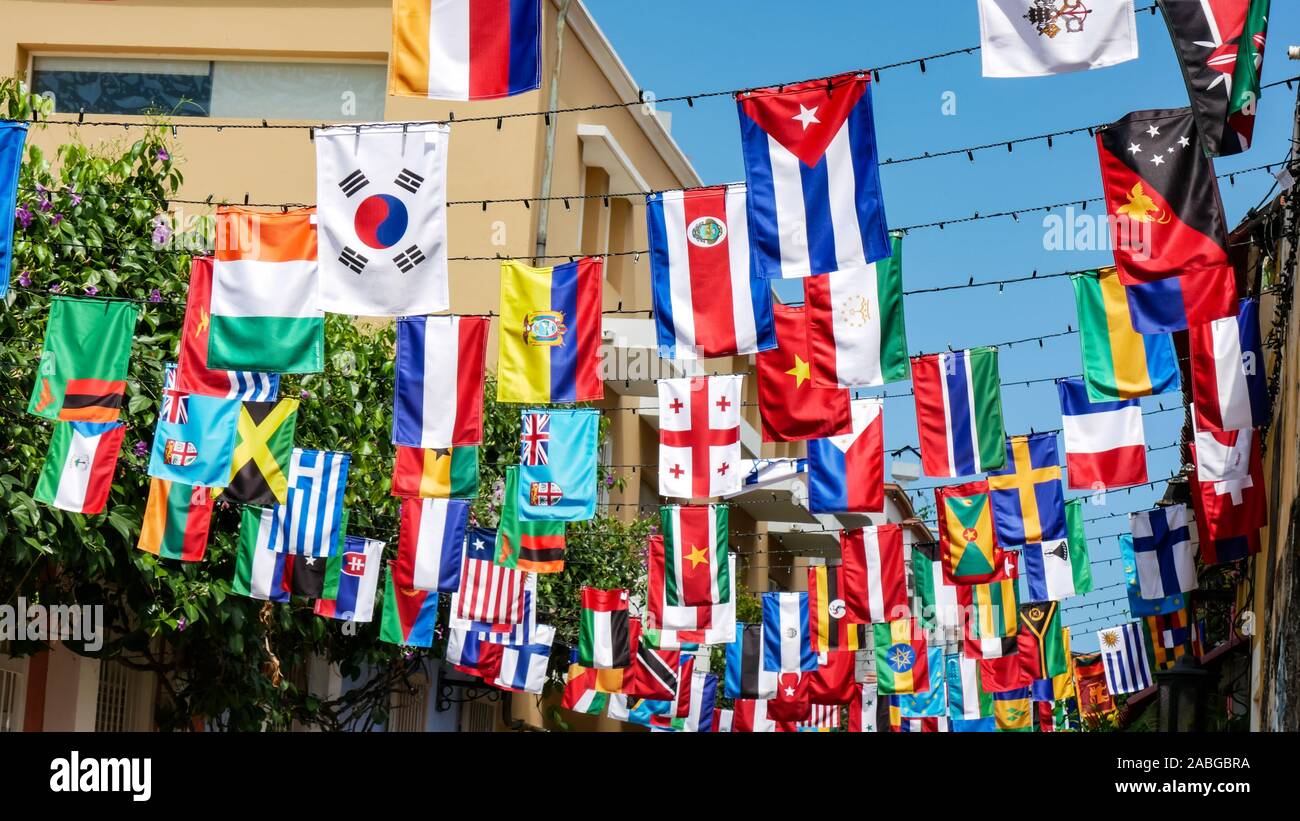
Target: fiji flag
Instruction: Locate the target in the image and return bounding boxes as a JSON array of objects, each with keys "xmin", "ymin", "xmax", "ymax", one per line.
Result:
[
  {"xmin": 518, "ymin": 408, "xmax": 598, "ymax": 521},
  {"xmin": 736, "ymin": 72, "xmax": 889, "ymax": 279},
  {"xmin": 498, "ymin": 257, "xmax": 604, "ymax": 404},
  {"xmin": 147, "ymin": 364, "xmax": 240, "ymax": 488},
  {"xmin": 761, "ymin": 592, "xmax": 817, "ymax": 673}
]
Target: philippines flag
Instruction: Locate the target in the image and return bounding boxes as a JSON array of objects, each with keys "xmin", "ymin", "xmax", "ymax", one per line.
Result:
[
  {"xmin": 647, "ymin": 184, "xmax": 776, "ymax": 360},
  {"xmin": 389, "ymin": 0, "xmax": 541, "ymax": 101},
  {"xmin": 736, "ymin": 72, "xmax": 890, "ymax": 279},
  {"xmin": 394, "ymin": 497, "xmax": 469, "ymax": 593},
  {"xmin": 1189, "ymin": 298, "xmax": 1269, "ymax": 432},
  {"xmin": 1057, "ymin": 377, "xmax": 1147, "ymax": 490},
  {"xmin": 761, "ymin": 592, "xmax": 817, "ymax": 673},
  {"xmin": 1129, "ymin": 505, "xmax": 1198, "ymax": 599},
  {"xmin": 392, "ymin": 315, "xmax": 488, "ymax": 448},
  {"xmin": 807, "ymin": 397, "xmax": 884, "ymax": 513}
]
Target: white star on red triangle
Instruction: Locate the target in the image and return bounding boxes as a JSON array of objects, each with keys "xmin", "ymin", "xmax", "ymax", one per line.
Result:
[{"xmin": 792, "ymin": 104, "xmax": 820, "ymax": 131}]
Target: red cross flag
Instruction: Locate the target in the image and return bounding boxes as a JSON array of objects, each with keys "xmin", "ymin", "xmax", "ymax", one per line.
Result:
[{"xmin": 659, "ymin": 375, "xmax": 743, "ymax": 499}]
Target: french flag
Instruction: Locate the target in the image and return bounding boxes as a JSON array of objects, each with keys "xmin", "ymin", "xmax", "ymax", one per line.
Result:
[
  {"xmin": 1057, "ymin": 378, "xmax": 1147, "ymax": 490},
  {"xmin": 1124, "ymin": 264, "xmax": 1238, "ymax": 333},
  {"xmin": 393, "ymin": 315, "xmax": 488, "ymax": 449},
  {"xmin": 807, "ymin": 397, "xmax": 884, "ymax": 513},
  {"xmin": 390, "ymin": 0, "xmax": 541, "ymax": 101},
  {"xmin": 1189, "ymin": 298, "xmax": 1269, "ymax": 432},
  {"xmin": 736, "ymin": 72, "xmax": 890, "ymax": 279},
  {"xmin": 647, "ymin": 184, "xmax": 776, "ymax": 359},
  {"xmin": 395, "ymin": 497, "xmax": 469, "ymax": 593}
]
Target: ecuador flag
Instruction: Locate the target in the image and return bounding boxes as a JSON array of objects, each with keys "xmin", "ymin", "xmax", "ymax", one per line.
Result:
[{"xmin": 497, "ymin": 257, "xmax": 603, "ymax": 404}]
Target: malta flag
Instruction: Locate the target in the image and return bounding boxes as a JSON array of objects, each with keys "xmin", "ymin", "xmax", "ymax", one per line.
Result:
[
  {"xmin": 393, "ymin": 315, "xmax": 488, "ymax": 448},
  {"xmin": 1057, "ymin": 377, "xmax": 1147, "ymax": 490},
  {"xmin": 1097, "ymin": 107, "xmax": 1234, "ymax": 285},
  {"xmin": 756, "ymin": 304, "xmax": 853, "ymax": 442},
  {"xmin": 735, "ymin": 71, "xmax": 890, "ymax": 279},
  {"xmin": 395, "ymin": 497, "xmax": 469, "ymax": 593},
  {"xmin": 657, "ymin": 504, "xmax": 729, "ymax": 608},
  {"xmin": 840, "ymin": 524, "xmax": 909, "ymax": 624},
  {"xmin": 315, "ymin": 123, "xmax": 449, "ymax": 316},
  {"xmin": 389, "ymin": 0, "xmax": 541, "ymax": 101},
  {"xmin": 647, "ymin": 184, "xmax": 776, "ymax": 360},
  {"xmin": 731, "ymin": 699, "xmax": 780, "ymax": 733},
  {"xmin": 1189, "ymin": 298, "xmax": 1269, "ymax": 432},
  {"xmin": 911, "ymin": 348, "xmax": 1007, "ymax": 477},
  {"xmin": 658, "ymin": 375, "xmax": 743, "ymax": 499},
  {"xmin": 807, "ymin": 397, "xmax": 884, "ymax": 514},
  {"xmin": 803, "ymin": 233, "xmax": 908, "ymax": 388}
]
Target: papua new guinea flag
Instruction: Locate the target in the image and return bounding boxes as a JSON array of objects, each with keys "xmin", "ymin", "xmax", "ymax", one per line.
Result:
[{"xmin": 1097, "ymin": 107, "xmax": 1234, "ymax": 286}]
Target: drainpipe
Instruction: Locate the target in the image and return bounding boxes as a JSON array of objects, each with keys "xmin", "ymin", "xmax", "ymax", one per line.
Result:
[{"xmin": 533, "ymin": 0, "xmax": 575, "ymax": 265}]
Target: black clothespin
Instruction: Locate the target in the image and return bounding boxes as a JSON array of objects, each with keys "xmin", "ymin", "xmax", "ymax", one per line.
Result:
[
  {"xmin": 497, "ymin": 117, "xmax": 503, "ymax": 130},
  {"xmin": 967, "ymin": 150, "xmax": 974, "ymax": 162},
  {"xmin": 686, "ymin": 97, "xmax": 694, "ymax": 108},
  {"xmin": 1047, "ymin": 135, "xmax": 1054, "ymax": 149},
  {"xmin": 77, "ymin": 109, "xmax": 85, "ymax": 123}
]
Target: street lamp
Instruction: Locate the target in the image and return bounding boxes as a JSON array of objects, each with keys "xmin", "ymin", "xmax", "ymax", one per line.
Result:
[{"xmin": 1155, "ymin": 654, "xmax": 1213, "ymax": 732}]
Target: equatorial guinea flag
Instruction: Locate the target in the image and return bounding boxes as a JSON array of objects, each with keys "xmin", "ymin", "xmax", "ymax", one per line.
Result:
[
  {"xmin": 137, "ymin": 478, "xmax": 212, "ymax": 562},
  {"xmin": 647, "ymin": 184, "xmax": 776, "ymax": 360},
  {"xmin": 395, "ymin": 497, "xmax": 469, "ymax": 592},
  {"xmin": 393, "ymin": 315, "xmax": 488, "ymax": 448},
  {"xmin": 807, "ymin": 397, "xmax": 883, "ymax": 513},
  {"xmin": 1057, "ymin": 377, "xmax": 1147, "ymax": 490},
  {"xmin": 736, "ymin": 71, "xmax": 890, "ymax": 279},
  {"xmin": 35, "ymin": 421, "xmax": 126, "ymax": 515},
  {"xmin": 804, "ymin": 232, "xmax": 908, "ymax": 388},
  {"xmin": 841, "ymin": 523, "xmax": 909, "ymax": 624},
  {"xmin": 911, "ymin": 347, "xmax": 1006, "ymax": 477},
  {"xmin": 1189, "ymin": 297, "xmax": 1269, "ymax": 432},
  {"xmin": 658, "ymin": 504, "xmax": 729, "ymax": 608},
  {"xmin": 389, "ymin": 0, "xmax": 541, "ymax": 101}
]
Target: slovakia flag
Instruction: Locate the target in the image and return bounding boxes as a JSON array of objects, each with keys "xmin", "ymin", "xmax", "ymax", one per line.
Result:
[{"xmin": 736, "ymin": 72, "xmax": 890, "ymax": 279}]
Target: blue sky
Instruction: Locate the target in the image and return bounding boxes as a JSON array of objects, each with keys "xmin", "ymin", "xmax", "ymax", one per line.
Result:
[{"xmin": 587, "ymin": 0, "xmax": 1298, "ymax": 650}]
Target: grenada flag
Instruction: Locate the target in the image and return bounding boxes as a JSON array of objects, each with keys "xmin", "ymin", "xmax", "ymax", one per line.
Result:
[{"xmin": 937, "ymin": 481, "xmax": 1005, "ymax": 585}]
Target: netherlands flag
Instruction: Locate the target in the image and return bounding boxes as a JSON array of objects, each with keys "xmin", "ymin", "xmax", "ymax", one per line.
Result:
[
  {"xmin": 1057, "ymin": 378, "xmax": 1147, "ymax": 490},
  {"xmin": 393, "ymin": 315, "xmax": 488, "ymax": 449},
  {"xmin": 807, "ymin": 397, "xmax": 884, "ymax": 513},
  {"xmin": 395, "ymin": 497, "xmax": 469, "ymax": 593},
  {"xmin": 736, "ymin": 72, "xmax": 890, "ymax": 279},
  {"xmin": 647, "ymin": 184, "xmax": 776, "ymax": 359},
  {"xmin": 389, "ymin": 0, "xmax": 541, "ymax": 101}
]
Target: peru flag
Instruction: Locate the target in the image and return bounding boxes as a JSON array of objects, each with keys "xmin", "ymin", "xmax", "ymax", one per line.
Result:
[
  {"xmin": 393, "ymin": 315, "xmax": 488, "ymax": 449},
  {"xmin": 1058, "ymin": 377, "xmax": 1147, "ymax": 490},
  {"xmin": 731, "ymin": 699, "xmax": 780, "ymax": 733},
  {"xmin": 389, "ymin": 0, "xmax": 541, "ymax": 101},
  {"xmin": 807, "ymin": 397, "xmax": 884, "ymax": 513},
  {"xmin": 840, "ymin": 524, "xmax": 909, "ymax": 624},
  {"xmin": 736, "ymin": 72, "xmax": 890, "ymax": 279},
  {"xmin": 647, "ymin": 184, "xmax": 776, "ymax": 360},
  {"xmin": 1189, "ymin": 298, "xmax": 1268, "ymax": 432}
]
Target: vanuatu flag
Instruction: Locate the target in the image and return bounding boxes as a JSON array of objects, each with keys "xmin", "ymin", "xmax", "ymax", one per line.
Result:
[
  {"xmin": 1072, "ymin": 268, "xmax": 1180, "ymax": 401},
  {"xmin": 391, "ymin": 444, "xmax": 478, "ymax": 499},
  {"xmin": 497, "ymin": 257, "xmax": 603, "ymax": 404},
  {"xmin": 1018, "ymin": 600, "xmax": 1069, "ymax": 680},
  {"xmin": 937, "ymin": 480, "xmax": 1004, "ymax": 585},
  {"xmin": 138, "ymin": 477, "xmax": 213, "ymax": 562},
  {"xmin": 874, "ymin": 619, "xmax": 928, "ymax": 696},
  {"xmin": 379, "ymin": 563, "xmax": 440, "ymax": 647},
  {"xmin": 28, "ymin": 296, "xmax": 138, "ymax": 422}
]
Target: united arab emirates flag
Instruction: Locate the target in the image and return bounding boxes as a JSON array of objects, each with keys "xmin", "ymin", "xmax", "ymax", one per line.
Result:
[
  {"xmin": 28, "ymin": 296, "xmax": 137, "ymax": 422},
  {"xmin": 578, "ymin": 587, "xmax": 631, "ymax": 669},
  {"xmin": 1157, "ymin": 0, "xmax": 1271, "ymax": 156},
  {"xmin": 35, "ymin": 421, "xmax": 125, "ymax": 515},
  {"xmin": 1097, "ymin": 107, "xmax": 1234, "ymax": 286},
  {"xmin": 137, "ymin": 477, "xmax": 213, "ymax": 561}
]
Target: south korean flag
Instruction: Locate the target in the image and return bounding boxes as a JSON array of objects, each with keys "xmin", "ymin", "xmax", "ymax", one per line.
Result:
[{"xmin": 315, "ymin": 122, "xmax": 450, "ymax": 316}]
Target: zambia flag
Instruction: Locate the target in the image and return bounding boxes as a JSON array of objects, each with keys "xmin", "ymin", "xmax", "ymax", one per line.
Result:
[
  {"xmin": 495, "ymin": 465, "xmax": 566, "ymax": 573},
  {"xmin": 222, "ymin": 397, "xmax": 299, "ymax": 505},
  {"xmin": 937, "ymin": 480, "xmax": 1004, "ymax": 585},
  {"xmin": 28, "ymin": 296, "xmax": 138, "ymax": 422},
  {"xmin": 874, "ymin": 619, "xmax": 928, "ymax": 696}
]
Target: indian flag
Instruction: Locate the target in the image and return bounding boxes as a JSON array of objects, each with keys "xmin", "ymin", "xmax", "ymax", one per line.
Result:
[
  {"xmin": 34, "ymin": 421, "xmax": 125, "ymax": 514},
  {"xmin": 209, "ymin": 207, "xmax": 323, "ymax": 374}
]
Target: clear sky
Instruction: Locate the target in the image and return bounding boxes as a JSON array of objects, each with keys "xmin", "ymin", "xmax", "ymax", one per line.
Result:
[{"xmin": 585, "ymin": 0, "xmax": 1298, "ymax": 651}]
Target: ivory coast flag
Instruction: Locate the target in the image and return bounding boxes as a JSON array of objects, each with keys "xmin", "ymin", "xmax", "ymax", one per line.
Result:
[
  {"xmin": 138, "ymin": 477, "xmax": 213, "ymax": 562},
  {"xmin": 497, "ymin": 258, "xmax": 603, "ymax": 404},
  {"xmin": 390, "ymin": 445, "xmax": 478, "ymax": 499},
  {"xmin": 873, "ymin": 619, "xmax": 928, "ymax": 696},
  {"xmin": 35, "ymin": 421, "xmax": 126, "ymax": 514},
  {"xmin": 209, "ymin": 207, "xmax": 323, "ymax": 374},
  {"xmin": 1072, "ymin": 268, "xmax": 1180, "ymax": 402}
]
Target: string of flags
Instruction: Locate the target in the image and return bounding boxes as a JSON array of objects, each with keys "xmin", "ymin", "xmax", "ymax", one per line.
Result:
[{"xmin": 4, "ymin": 0, "xmax": 1286, "ymax": 733}]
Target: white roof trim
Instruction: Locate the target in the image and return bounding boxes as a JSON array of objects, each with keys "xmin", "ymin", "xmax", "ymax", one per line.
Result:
[{"xmin": 577, "ymin": 123, "xmax": 650, "ymax": 194}]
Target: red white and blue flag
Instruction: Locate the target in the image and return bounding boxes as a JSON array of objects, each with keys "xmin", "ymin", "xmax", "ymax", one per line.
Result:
[
  {"xmin": 1124, "ymin": 264, "xmax": 1238, "ymax": 333},
  {"xmin": 807, "ymin": 397, "xmax": 884, "ymax": 513},
  {"xmin": 392, "ymin": 315, "xmax": 488, "ymax": 448},
  {"xmin": 161, "ymin": 366, "xmax": 189, "ymax": 424},
  {"xmin": 647, "ymin": 184, "xmax": 776, "ymax": 359},
  {"xmin": 521, "ymin": 412, "xmax": 550, "ymax": 466},
  {"xmin": 736, "ymin": 72, "xmax": 890, "ymax": 280},
  {"xmin": 1189, "ymin": 297, "xmax": 1269, "ymax": 432},
  {"xmin": 390, "ymin": 0, "xmax": 541, "ymax": 102},
  {"xmin": 1058, "ymin": 377, "xmax": 1147, "ymax": 490}
]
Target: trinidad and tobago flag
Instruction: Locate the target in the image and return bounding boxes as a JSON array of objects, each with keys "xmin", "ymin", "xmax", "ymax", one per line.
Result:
[
  {"xmin": 1098, "ymin": 108, "xmax": 1234, "ymax": 287},
  {"xmin": 1157, "ymin": 0, "xmax": 1270, "ymax": 157}
]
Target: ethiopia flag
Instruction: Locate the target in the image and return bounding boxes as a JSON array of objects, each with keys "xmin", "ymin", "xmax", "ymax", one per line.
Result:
[
  {"xmin": 874, "ymin": 619, "xmax": 928, "ymax": 696},
  {"xmin": 937, "ymin": 480, "xmax": 1005, "ymax": 585}
]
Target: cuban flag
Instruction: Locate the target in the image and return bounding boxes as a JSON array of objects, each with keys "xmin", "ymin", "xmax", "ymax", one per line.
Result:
[
  {"xmin": 1129, "ymin": 505, "xmax": 1199, "ymax": 599},
  {"xmin": 807, "ymin": 397, "xmax": 884, "ymax": 513},
  {"xmin": 647, "ymin": 184, "xmax": 776, "ymax": 359},
  {"xmin": 761, "ymin": 592, "xmax": 817, "ymax": 673},
  {"xmin": 389, "ymin": 0, "xmax": 541, "ymax": 101},
  {"xmin": 736, "ymin": 72, "xmax": 890, "ymax": 280}
]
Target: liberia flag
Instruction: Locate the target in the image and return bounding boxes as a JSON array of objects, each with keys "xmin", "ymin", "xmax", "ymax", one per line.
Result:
[
  {"xmin": 1097, "ymin": 107, "xmax": 1234, "ymax": 285},
  {"xmin": 911, "ymin": 348, "xmax": 1007, "ymax": 477},
  {"xmin": 756, "ymin": 303, "xmax": 853, "ymax": 442},
  {"xmin": 656, "ymin": 504, "xmax": 729, "ymax": 608},
  {"xmin": 1190, "ymin": 298, "xmax": 1269, "ymax": 432},
  {"xmin": 735, "ymin": 71, "xmax": 890, "ymax": 279},
  {"xmin": 389, "ymin": 0, "xmax": 541, "ymax": 101},
  {"xmin": 658, "ymin": 375, "xmax": 743, "ymax": 499},
  {"xmin": 647, "ymin": 184, "xmax": 776, "ymax": 360},
  {"xmin": 1058, "ymin": 377, "xmax": 1147, "ymax": 490},
  {"xmin": 452, "ymin": 526, "xmax": 528, "ymax": 628},
  {"xmin": 807, "ymin": 397, "xmax": 884, "ymax": 514},
  {"xmin": 392, "ymin": 315, "xmax": 488, "ymax": 449},
  {"xmin": 840, "ymin": 524, "xmax": 909, "ymax": 624}
]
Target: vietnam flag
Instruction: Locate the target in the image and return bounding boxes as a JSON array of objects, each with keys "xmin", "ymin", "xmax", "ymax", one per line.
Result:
[
  {"xmin": 1097, "ymin": 107, "xmax": 1234, "ymax": 286},
  {"xmin": 756, "ymin": 303, "xmax": 852, "ymax": 442}
]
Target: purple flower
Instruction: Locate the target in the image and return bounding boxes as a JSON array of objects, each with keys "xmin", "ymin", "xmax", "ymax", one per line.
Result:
[
  {"xmin": 157, "ymin": 148, "xmax": 170, "ymax": 162},
  {"xmin": 299, "ymin": 389, "xmax": 311, "ymax": 399},
  {"xmin": 50, "ymin": 213, "xmax": 64, "ymax": 226},
  {"xmin": 48, "ymin": 284, "xmax": 60, "ymax": 294},
  {"xmin": 68, "ymin": 190, "xmax": 82, "ymax": 207},
  {"xmin": 84, "ymin": 285, "xmax": 98, "ymax": 296},
  {"xmin": 648, "ymin": 524, "xmax": 659, "ymax": 536},
  {"xmin": 604, "ymin": 474, "xmax": 615, "ymax": 487},
  {"xmin": 177, "ymin": 617, "xmax": 187, "ymax": 632},
  {"xmin": 38, "ymin": 197, "xmax": 52, "ymax": 213},
  {"xmin": 151, "ymin": 221, "xmax": 171, "ymax": 246},
  {"xmin": 17, "ymin": 271, "xmax": 30, "ymax": 287},
  {"xmin": 15, "ymin": 204, "xmax": 32, "ymax": 229},
  {"xmin": 149, "ymin": 288, "xmax": 162, "ymax": 303},
  {"xmin": 132, "ymin": 441, "xmax": 148, "ymax": 457}
]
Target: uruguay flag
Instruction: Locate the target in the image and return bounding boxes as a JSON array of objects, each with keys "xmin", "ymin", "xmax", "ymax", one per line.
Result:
[
  {"xmin": 736, "ymin": 72, "xmax": 889, "ymax": 279},
  {"xmin": 807, "ymin": 397, "xmax": 883, "ymax": 513},
  {"xmin": 761, "ymin": 592, "xmax": 817, "ymax": 673}
]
